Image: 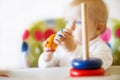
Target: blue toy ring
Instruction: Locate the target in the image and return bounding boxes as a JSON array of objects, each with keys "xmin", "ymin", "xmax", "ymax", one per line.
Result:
[{"xmin": 72, "ymin": 58, "xmax": 102, "ymax": 69}]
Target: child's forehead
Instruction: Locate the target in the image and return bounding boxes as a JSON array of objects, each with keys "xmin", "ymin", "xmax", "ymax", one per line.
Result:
[
  {"xmin": 66, "ymin": 5, "xmax": 81, "ymax": 13},
  {"xmin": 64, "ymin": 5, "xmax": 82, "ymax": 20}
]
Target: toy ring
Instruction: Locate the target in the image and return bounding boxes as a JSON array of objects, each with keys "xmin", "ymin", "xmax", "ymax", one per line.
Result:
[
  {"xmin": 70, "ymin": 68, "xmax": 105, "ymax": 77},
  {"xmin": 72, "ymin": 58, "xmax": 102, "ymax": 69}
]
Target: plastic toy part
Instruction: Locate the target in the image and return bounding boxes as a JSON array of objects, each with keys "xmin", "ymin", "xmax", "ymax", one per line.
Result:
[
  {"xmin": 112, "ymin": 23, "xmax": 120, "ymax": 38},
  {"xmin": 100, "ymin": 27, "xmax": 111, "ymax": 43},
  {"xmin": 107, "ymin": 43, "xmax": 111, "ymax": 49},
  {"xmin": 44, "ymin": 29, "xmax": 55, "ymax": 40},
  {"xmin": 70, "ymin": 68, "xmax": 105, "ymax": 77},
  {"xmin": 72, "ymin": 58, "xmax": 102, "ymax": 69},
  {"xmin": 46, "ymin": 34, "xmax": 58, "ymax": 51},
  {"xmin": 22, "ymin": 42, "xmax": 28, "ymax": 52},
  {"xmin": 116, "ymin": 28, "xmax": 120, "ymax": 38},
  {"xmin": 112, "ymin": 40, "xmax": 120, "ymax": 65},
  {"xmin": 34, "ymin": 30, "xmax": 43, "ymax": 41},
  {"xmin": 23, "ymin": 30, "xmax": 30, "ymax": 40},
  {"xmin": 31, "ymin": 43, "xmax": 42, "ymax": 57}
]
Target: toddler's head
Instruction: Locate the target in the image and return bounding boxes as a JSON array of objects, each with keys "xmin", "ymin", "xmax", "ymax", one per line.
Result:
[{"xmin": 64, "ymin": 0, "xmax": 108, "ymax": 44}]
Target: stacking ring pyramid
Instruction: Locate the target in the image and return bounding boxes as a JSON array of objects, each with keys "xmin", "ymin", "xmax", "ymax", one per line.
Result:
[{"xmin": 70, "ymin": 3, "xmax": 105, "ymax": 77}]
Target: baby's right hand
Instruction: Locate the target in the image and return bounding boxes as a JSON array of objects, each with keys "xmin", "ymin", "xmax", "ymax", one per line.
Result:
[{"xmin": 43, "ymin": 34, "xmax": 58, "ymax": 62}]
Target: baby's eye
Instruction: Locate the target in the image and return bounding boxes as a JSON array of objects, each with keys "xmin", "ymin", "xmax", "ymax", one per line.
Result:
[
  {"xmin": 66, "ymin": 21, "xmax": 72, "ymax": 27},
  {"xmin": 75, "ymin": 21, "xmax": 81, "ymax": 27},
  {"xmin": 75, "ymin": 21, "xmax": 81, "ymax": 24}
]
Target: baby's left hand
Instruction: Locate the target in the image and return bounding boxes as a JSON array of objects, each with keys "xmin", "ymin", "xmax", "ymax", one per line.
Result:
[{"xmin": 54, "ymin": 29, "xmax": 77, "ymax": 53}]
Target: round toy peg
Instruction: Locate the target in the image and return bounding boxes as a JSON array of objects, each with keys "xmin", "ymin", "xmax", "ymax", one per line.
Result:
[
  {"xmin": 81, "ymin": 2, "xmax": 89, "ymax": 61},
  {"xmin": 70, "ymin": 68, "xmax": 105, "ymax": 77},
  {"xmin": 72, "ymin": 58, "xmax": 102, "ymax": 69}
]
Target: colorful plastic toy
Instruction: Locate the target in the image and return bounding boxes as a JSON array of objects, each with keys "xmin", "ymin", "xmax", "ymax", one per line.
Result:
[
  {"xmin": 46, "ymin": 34, "xmax": 58, "ymax": 51},
  {"xmin": 108, "ymin": 19, "xmax": 120, "ymax": 65}
]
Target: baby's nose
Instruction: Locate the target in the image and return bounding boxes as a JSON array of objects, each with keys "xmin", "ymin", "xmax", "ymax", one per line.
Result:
[{"xmin": 69, "ymin": 21, "xmax": 75, "ymax": 32}]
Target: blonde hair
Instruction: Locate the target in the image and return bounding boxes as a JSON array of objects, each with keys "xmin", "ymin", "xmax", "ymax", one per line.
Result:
[{"xmin": 70, "ymin": 0, "xmax": 108, "ymax": 33}]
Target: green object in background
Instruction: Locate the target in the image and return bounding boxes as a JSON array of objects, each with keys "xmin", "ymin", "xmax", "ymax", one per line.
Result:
[
  {"xmin": 27, "ymin": 42, "xmax": 43, "ymax": 67},
  {"xmin": 112, "ymin": 40, "xmax": 120, "ymax": 65},
  {"xmin": 108, "ymin": 18, "xmax": 120, "ymax": 65}
]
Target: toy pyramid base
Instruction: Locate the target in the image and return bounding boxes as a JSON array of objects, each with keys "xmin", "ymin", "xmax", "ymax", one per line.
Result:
[{"xmin": 70, "ymin": 68, "xmax": 105, "ymax": 77}]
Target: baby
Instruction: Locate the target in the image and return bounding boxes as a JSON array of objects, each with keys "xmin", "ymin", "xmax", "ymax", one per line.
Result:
[{"xmin": 38, "ymin": 0, "xmax": 113, "ymax": 70}]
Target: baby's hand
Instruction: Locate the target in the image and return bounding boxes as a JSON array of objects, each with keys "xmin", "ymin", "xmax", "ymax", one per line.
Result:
[
  {"xmin": 54, "ymin": 29, "xmax": 77, "ymax": 53},
  {"xmin": 43, "ymin": 34, "xmax": 58, "ymax": 62}
]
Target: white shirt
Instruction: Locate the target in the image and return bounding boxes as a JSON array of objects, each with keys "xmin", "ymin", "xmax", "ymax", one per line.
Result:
[{"xmin": 38, "ymin": 37, "xmax": 113, "ymax": 70}]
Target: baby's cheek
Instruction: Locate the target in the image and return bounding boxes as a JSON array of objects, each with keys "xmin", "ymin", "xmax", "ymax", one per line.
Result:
[{"xmin": 73, "ymin": 29, "xmax": 82, "ymax": 44}]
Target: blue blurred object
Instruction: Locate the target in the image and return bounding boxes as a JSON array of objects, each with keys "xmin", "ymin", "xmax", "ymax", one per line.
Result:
[
  {"xmin": 107, "ymin": 42, "xmax": 111, "ymax": 49},
  {"xmin": 72, "ymin": 58, "xmax": 102, "ymax": 69},
  {"xmin": 22, "ymin": 42, "xmax": 28, "ymax": 52}
]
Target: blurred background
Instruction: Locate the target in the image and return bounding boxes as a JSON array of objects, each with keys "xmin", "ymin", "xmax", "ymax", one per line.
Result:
[{"xmin": 0, "ymin": 0, "xmax": 120, "ymax": 69}]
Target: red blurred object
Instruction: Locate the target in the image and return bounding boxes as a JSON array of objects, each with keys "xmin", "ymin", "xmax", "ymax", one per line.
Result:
[
  {"xmin": 70, "ymin": 68, "xmax": 105, "ymax": 77},
  {"xmin": 34, "ymin": 30, "xmax": 43, "ymax": 41},
  {"xmin": 23, "ymin": 30, "xmax": 30, "ymax": 40},
  {"xmin": 44, "ymin": 29, "xmax": 55, "ymax": 40},
  {"xmin": 116, "ymin": 28, "xmax": 120, "ymax": 38},
  {"xmin": 100, "ymin": 27, "xmax": 111, "ymax": 43}
]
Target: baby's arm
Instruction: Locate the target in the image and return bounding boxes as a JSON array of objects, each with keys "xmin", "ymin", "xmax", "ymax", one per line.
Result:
[{"xmin": 38, "ymin": 51, "xmax": 59, "ymax": 68}]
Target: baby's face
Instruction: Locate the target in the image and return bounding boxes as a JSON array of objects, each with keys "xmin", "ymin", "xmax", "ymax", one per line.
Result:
[{"xmin": 64, "ymin": 5, "xmax": 97, "ymax": 44}]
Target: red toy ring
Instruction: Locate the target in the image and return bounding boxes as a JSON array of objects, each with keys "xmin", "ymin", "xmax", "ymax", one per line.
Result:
[{"xmin": 70, "ymin": 68, "xmax": 105, "ymax": 77}]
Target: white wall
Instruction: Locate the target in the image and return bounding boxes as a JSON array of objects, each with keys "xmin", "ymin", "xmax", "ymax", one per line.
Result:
[
  {"xmin": 0, "ymin": 0, "xmax": 70, "ymax": 69},
  {"xmin": 104, "ymin": 0, "xmax": 120, "ymax": 20},
  {"xmin": 0, "ymin": 0, "xmax": 120, "ymax": 69}
]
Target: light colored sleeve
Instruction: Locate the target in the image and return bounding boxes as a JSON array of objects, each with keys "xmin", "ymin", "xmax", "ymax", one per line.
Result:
[
  {"xmin": 90, "ymin": 43, "xmax": 113, "ymax": 70},
  {"xmin": 38, "ymin": 51, "xmax": 59, "ymax": 68}
]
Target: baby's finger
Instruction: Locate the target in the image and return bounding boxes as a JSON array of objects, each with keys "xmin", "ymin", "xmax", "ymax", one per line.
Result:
[
  {"xmin": 61, "ymin": 31, "xmax": 71, "ymax": 38},
  {"xmin": 63, "ymin": 29, "xmax": 72, "ymax": 36},
  {"xmin": 43, "ymin": 41, "xmax": 46, "ymax": 47},
  {"xmin": 54, "ymin": 38, "xmax": 60, "ymax": 44},
  {"xmin": 54, "ymin": 36, "xmax": 65, "ymax": 44},
  {"xmin": 43, "ymin": 40, "xmax": 48, "ymax": 47}
]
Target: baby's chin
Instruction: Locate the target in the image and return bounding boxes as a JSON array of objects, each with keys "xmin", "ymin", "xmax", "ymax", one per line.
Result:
[{"xmin": 75, "ymin": 40, "xmax": 82, "ymax": 45}]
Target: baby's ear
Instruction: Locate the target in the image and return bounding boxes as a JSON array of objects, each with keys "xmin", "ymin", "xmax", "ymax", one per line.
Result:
[{"xmin": 96, "ymin": 23, "xmax": 105, "ymax": 35}]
